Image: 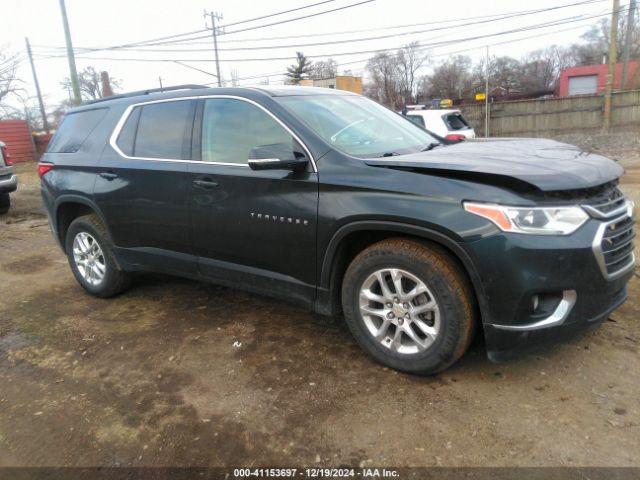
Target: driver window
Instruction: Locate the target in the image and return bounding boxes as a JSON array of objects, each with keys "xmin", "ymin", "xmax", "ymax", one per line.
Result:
[{"xmin": 202, "ymin": 98, "xmax": 295, "ymax": 164}]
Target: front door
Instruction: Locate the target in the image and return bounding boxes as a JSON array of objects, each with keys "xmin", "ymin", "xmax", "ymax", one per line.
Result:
[{"xmin": 188, "ymin": 97, "xmax": 319, "ymax": 304}]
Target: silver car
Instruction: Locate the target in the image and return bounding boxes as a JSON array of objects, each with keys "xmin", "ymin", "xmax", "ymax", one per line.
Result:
[{"xmin": 0, "ymin": 140, "xmax": 18, "ymax": 214}]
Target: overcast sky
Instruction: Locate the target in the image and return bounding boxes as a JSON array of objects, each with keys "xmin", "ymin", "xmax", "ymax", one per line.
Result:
[{"xmin": 2, "ymin": 0, "xmax": 617, "ymax": 109}]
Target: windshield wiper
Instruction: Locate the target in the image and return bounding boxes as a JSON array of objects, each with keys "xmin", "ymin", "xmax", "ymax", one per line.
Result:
[
  {"xmin": 421, "ymin": 142, "xmax": 441, "ymax": 152},
  {"xmin": 379, "ymin": 152, "xmax": 400, "ymax": 157}
]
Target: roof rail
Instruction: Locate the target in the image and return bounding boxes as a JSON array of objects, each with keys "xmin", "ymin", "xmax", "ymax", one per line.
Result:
[{"xmin": 83, "ymin": 84, "xmax": 209, "ymax": 105}]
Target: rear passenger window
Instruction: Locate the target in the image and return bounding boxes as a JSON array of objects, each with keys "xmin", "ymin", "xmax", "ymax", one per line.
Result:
[
  {"xmin": 47, "ymin": 108, "xmax": 108, "ymax": 153},
  {"xmin": 121, "ymin": 100, "xmax": 195, "ymax": 159}
]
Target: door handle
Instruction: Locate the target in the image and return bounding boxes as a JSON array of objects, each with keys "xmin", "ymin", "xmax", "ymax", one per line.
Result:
[
  {"xmin": 99, "ymin": 172, "xmax": 118, "ymax": 180},
  {"xmin": 193, "ymin": 178, "xmax": 219, "ymax": 190}
]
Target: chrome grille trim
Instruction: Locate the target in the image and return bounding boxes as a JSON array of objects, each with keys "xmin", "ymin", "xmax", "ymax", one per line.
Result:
[
  {"xmin": 592, "ymin": 203, "xmax": 636, "ymax": 280},
  {"xmin": 581, "ymin": 187, "xmax": 628, "ymax": 219}
]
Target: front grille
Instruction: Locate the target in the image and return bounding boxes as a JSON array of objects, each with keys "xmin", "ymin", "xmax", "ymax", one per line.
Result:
[
  {"xmin": 583, "ymin": 187, "xmax": 627, "ymax": 216},
  {"xmin": 594, "ymin": 213, "xmax": 636, "ymax": 279}
]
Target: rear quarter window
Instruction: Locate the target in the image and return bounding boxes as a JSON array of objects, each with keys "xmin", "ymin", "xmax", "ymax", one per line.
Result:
[
  {"xmin": 47, "ymin": 108, "xmax": 109, "ymax": 153},
  {"xmin": 443, "ymin": 113, "xmax": 470, "ymax": 131}
]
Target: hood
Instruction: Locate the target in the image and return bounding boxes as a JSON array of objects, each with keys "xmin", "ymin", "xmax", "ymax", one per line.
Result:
[{"xmin": 364, "ymin": 138, "xmax": 623, "ymax": 192}]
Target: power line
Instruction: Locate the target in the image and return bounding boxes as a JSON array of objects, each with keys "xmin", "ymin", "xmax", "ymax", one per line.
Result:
[
  {"xmin": 54, "ymin": 0, "xmax": 605, "ymax": 53},
  {"xmin": 222, "ymin": 0, "xmax": 377, "ymax": 35},
  {"xmin": 44, "ymin": 8, "xmax": 619, "ymax": 64},
  {"xmin": 157, "ymin": 0, "xmax": 609, "ymax": 45},
  {"xmin": 0, "ymin": 53, "xmax": 23, "ymax": 68},
  {"xmin": 31, "ymin": 0, "xmax": 605, "ymax": 53},
  {"xmin": 227, "ymin": 18, "xmax": 615, "ymax": 86},
  {"xmin": 222, "ymin": 0, "xmax": 338, "ymax": 28},
  {"xmin": 173, "ymin": 60, "xmax": 218, "ymax": 78},
  {"xmin": 40, "ymin": 29, "xmax": 210, "ymax": 56},
  {"xmin": 30, "ymin": 0, "xmax": 377, "ymax": 61},
  {"xmin": 0, "ymin": 59, "xmax": 24, "ymax": 77},
  {"xmin": 220, "ymin": 0, "xmax": 606, "ymax": 43}
]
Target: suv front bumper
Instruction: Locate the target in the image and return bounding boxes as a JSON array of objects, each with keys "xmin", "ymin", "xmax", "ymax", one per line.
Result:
[
  {"xmin": 463, "ymin": 212, "xmax": 635, "ymax": 360},
  {"xmin": 0, "ymin": 173, "xmax": 17, "ymax": 193}
]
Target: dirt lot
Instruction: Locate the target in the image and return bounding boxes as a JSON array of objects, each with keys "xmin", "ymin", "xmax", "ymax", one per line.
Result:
[{"xmin": 1, "ymin": 135, "xmax": 639, "ymax": 468}]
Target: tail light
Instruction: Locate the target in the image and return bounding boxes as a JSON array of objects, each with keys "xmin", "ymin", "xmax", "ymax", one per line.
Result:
[
  {"xmin": 38, "ymin": 162, "xmax": 54, "ymax": 178},
  {"xmin": 1, "ymin": 146, "xmax": 11, "ymax": 166},
  {"xmin": 445, "ymin": 134, "xmax": 466, "ymax": 141}
]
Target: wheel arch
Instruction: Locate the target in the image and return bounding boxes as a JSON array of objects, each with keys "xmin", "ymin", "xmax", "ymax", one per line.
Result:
[
  {"xmin": 317, "ymin": 221, "xmax": 489, "ymax": 324},
  {"xmin": 54, "ymin": 195, "xmax": 112, "ymax": 252}
]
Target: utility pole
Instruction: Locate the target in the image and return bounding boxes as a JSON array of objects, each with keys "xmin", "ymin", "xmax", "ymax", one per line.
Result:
[
  {"xmin": 158, "ymin": 76, "xmax": 163, "ymax": 90},
  {"xmin": 485, "ymin": 45, "xmax": 490, "ymax": 138},
  {"xmin": 24, "ymin": 37, "xmax": 49, "ymax": 134},
  {"xmin": 204, "ymin": 10, "xmax": 223, "ymax": 87},
  {"xmin": 58, "ymin": 0, "xmax": 81, "ymax": 105},
  {"xmin": 621, "ymin": 0, "xmax": 636, "ymax": 90},
  {"xmin": 603, "ymin": 0, "xmax": 620, "ymax": 131}
]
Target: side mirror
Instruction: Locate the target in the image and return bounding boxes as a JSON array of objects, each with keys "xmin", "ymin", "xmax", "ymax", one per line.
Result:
[{"xmin": 248, "ymin": 143, "xmax": 308, "ymax": 171}]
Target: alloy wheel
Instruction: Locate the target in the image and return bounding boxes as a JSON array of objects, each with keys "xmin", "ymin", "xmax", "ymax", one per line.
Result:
[
  {"xmin": 359, "ymin": 268, "xmax": 440, "ymax": 354},
  {"xmin": 72, "ymin": 232, "xmax": 106, "ymax": 286}
]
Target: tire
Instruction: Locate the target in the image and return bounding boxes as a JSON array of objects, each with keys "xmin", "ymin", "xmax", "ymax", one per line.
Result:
[
  {"xmin": 0, "ymin": 193, "xmax": 10, "ymax": 215},
  {"xmin": 341, "ymin": 238, "xmax": 475, "ymax": 375},
  {"xmin": 65, "ymin": 214, "xmax": 131, "ymax": 298}
]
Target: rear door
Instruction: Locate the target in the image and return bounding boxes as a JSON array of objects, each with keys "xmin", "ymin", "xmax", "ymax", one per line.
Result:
[
  {"xmin": 94, "ymin": 99, "xmax": 197, "ymax": 274},
  {"xmin": 188, "ymin": 97, "xmax": 319, "ymax": 304}
]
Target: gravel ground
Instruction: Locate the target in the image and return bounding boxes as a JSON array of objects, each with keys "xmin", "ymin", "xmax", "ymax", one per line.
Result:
[{"xmin": 0, "ymin": 134, "xmax": 638, "ymax": 468}]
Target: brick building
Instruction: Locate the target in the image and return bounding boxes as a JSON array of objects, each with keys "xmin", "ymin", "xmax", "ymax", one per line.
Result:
[{"xmin": 558, "ymin": 61, "xmax": 639, "ymax": 96}]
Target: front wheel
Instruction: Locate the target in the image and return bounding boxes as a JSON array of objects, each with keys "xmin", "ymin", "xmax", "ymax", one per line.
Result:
[
  {"xmin": 341, "ymin": 238, "xmax": 475, "ymax": 375},
  {"xmin": 65, "ymin": 214, "xmax": 131, "ymax": 298}
]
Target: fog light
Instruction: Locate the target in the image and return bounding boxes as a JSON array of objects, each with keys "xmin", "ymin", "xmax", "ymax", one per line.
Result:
[
  {"xmin": 529, "ymin": 292, "xmax": 564, "ymax": 319},
  {"xmin": 532, "ymin": 294, "xmax": 540, "ymax": 312}
]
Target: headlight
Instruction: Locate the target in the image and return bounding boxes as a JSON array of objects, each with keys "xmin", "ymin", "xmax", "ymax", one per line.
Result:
[{"xmin": 464, "ymin": 202, "xmax": 589, "ymax": 235}]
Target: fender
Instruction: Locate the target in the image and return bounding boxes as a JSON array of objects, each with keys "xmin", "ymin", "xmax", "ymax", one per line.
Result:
[
  {"xmin": 53, "ymin": 194, "xmax": 115, "ymax": 247},
  {"xmin": 319, "ymin": 220, "xmax": 492, "ymax": 324}
]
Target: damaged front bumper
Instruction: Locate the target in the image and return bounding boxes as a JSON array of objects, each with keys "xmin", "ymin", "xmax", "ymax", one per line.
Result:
[{"xmin": 463, "ymin": 208, "xmax": 635, "ymax": 361}]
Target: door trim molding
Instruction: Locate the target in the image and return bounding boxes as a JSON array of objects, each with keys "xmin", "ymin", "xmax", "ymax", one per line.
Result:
[{"xmin": 108, "ymin": 95, "xmax": 317, "ymax": 172}]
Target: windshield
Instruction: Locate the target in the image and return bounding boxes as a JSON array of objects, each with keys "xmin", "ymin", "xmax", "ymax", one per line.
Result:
[{"xmin": 276, "ymin": 95, "xmax": 439, "ymax": 158}]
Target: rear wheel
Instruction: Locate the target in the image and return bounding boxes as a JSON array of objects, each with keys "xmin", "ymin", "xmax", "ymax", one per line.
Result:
[
  {"xmin": 65, "ymin": 214, "xmax": 131, "ymax": 297},
  {"xmin": 341, "ymin": 238, "xmax": 475, "ymax": 375},
  {"xmin": 0, "ymin": 193, "xmax": 10, "ymax": 215}
]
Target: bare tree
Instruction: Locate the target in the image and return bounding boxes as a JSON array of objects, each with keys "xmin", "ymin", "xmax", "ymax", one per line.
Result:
[
  {"xmin": 366, "ymin": 52, "xmax": 401, "ymax": 108},
  {"xmin": 396, "ymin": 42, "xmax": 429, "ymax": 104},
  {"xmin": 309, "ymin": 58, "xmax": 338, "ymax": 79},
  {"xmin": 470, "ymin": 56, "xmax": 521, "ymax": 95},
  {"xmin": 62, "ymin": 66, "xmax": 121, "ymax": 101},
  {"xmin": 421, "ymin": 55, "xmax": 472, "ymax": 99},
  {"xmin": 0, "ymin": 48, "xmax": 26, "ymax": 117},
  {"xmin": 519, "ymin": 45, "xmax": 572, "ymax": 92},
  {"xmin": 570, "ymin": 15, "xmax": 639, "ymax": 66}
]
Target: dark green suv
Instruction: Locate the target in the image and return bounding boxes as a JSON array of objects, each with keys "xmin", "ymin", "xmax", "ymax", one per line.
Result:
[{"xmin": 39, "ymin": 85, "xmax": 636, "ymax": 374}]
